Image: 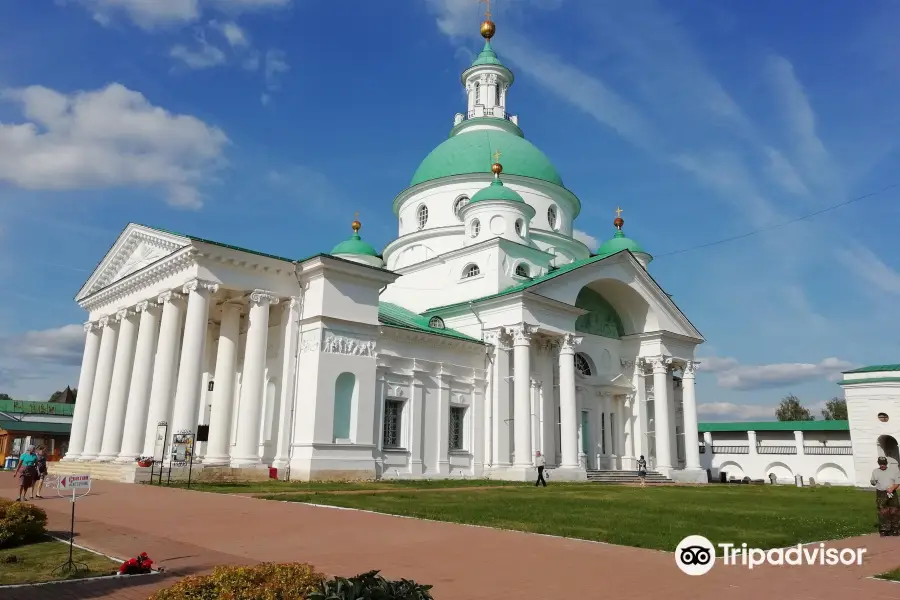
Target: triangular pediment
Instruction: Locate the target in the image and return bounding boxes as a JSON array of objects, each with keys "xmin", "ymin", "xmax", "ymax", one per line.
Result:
[{"xmin": 76, "ymin": 224, "xmax": 191, "ymax": 302}]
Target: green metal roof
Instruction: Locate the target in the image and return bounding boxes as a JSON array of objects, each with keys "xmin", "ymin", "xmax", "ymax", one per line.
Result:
[
  {"xmin": 331, "ymin": 233, "xmax": 379, "ymax": 257},
  {"xmin": 0, "ymin": 400, "xmax": 75, "ymax": 417},
  {"xmin": 699, "ymin": 420, "xmax": 849, "ymax": 432},
  {"xmin": 843, "ymin": 364, "xmax": 900, "ymax": 374},
  {"xmin": 410, "ymin": 129, "xmax": 563, "ymax": 187},
  {"xmin": 838, "ymin": 377, "xmax": 900, "ymax": 386},
  {"xmin": 378, "ymin": 303, "xmax": 480, "ymax": 343},
  {"xmin": 0, "ymin": 420, "xmax": 72, "ymax": 434},
  {"xmin": 148, "ymin": 225, "xmax": 295, "ymax": 263},
  {"xmin": 597, "ymin": 230, "xmax": 647, "ymax": 256},
  {"xmin": 470, "ymin": 178, "xmax": 525, "ymax": 204},
  {"xmin": 471, "ymin": 40, "xmax": 504, "ymax": 67}
]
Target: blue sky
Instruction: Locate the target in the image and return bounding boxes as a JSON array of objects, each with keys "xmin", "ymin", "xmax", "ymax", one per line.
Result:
[{"xmin": 1, "ymin": 0, "xmax": 898, "ymax": 421}]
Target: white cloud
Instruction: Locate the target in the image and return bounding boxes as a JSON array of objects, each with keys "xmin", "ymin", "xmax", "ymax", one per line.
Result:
[
  {"xmin": 698, "ymin": 355, "xmax": 854, "ymax": 391},
  {"xmin": 74, "ymin": 0, "xmax": 290, "ymax": 29},
  {"xmin": 573, "ymin": 229, "xmax": 598, "ymax": 251},
  {"xmin": 835, "ymin": 242, "xmax": 900, "ymax": 297},
  {"xmin": 0, "ymin": 83, "xmax": 229, "ymax": 208},
  {"xmin": 8, "ymin": 324, "xmax": 86, "ymax": 366},
  {"xmin": 209, "ymin": 19, "xmax": 249, "ymax": 48},
  {"xmin": 764, "ymin": 146, "xmax": 808, "ymax": 195},
  {"xmin": 170, "ymin": 35, "xmax": 227, "ymax": 69},
  {"xmin": 264, "ymin": 49, "xmax": 289, "ymax": 91},
  {"xmin": 698, "ymin": 402, "xmax": 776, "ymax": 421},
  {"xmin": 0, "ymin": 324, "xmax": 85, "ymax": 398}
]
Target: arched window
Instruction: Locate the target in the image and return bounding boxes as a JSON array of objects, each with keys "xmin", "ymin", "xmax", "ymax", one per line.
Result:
[
  {"xmin": 416, "ymin": 204, "xmax": 429, "ymax": 229},
  {"xmin": 514, "ymin": 219, "xmax": 523, "ymax": 236},
  {"xmin": 333, "ymin": 372, "xmax": 356, "ymax": 441},
  {"xmin": 515, "ymin": 263, "xmax": 529, "ymax": 278},
  {"xmin": 470, "ymin": 219, "xmax": 481, "ymax": 238},
  {"xmin": 428, "ymin": 316, "xmax": 445, "ymax": 329},
  {"xmin": 495, "ymin": 85, "xmax": 501, "ymax": 105},
  {"xmin": 462, "ymin": 264, "xmax": 480, "ymax": 279},
  {"xmin": 574, "ymin": 353, "xmax": 592, "ymax": 377},
  {"xmin": 453, "ymin": 195, "xmax": 469, "ymax": 219},
  {"xmin": 474, "ymin": 81, "xmax": 481, "ymax": 104},
  {"xmin": 548, "ymin": 205, "xmax": 558, "ymax": 230}
]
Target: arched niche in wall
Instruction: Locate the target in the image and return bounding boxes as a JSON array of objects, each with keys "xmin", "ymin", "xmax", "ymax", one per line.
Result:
[
  {"xmin": 574, "ymin": 287, "xmax": 625, "ymax": 339},
  {"xmin": 333, "ymin": 372, "xmax": 357, "ymax": 442}
]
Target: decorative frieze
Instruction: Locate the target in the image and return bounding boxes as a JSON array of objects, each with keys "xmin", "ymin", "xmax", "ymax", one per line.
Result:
[
  {"xmin": 323, "ymin": 331, "xmax": 376, "ymax": 357},
  {"xmin": 299, "ymin": 330, "xmax": 320, "ymax": 354},
  {"xmin": 82, "ymin": 248, "xmax": 197, "ymax": 312}
]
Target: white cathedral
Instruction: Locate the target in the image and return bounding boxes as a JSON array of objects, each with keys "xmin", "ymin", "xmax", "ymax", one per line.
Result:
[{"xmin": 60, "ymin": 19, "xmax": 707, "ymax": 484}]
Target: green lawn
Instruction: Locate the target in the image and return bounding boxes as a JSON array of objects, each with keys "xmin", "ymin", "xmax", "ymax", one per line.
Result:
[
  {"xmin": 0, "ymin": 538, "xmax": 120, "ymax": 585},
  {"xmin": 257, "ymin": 484, "xmax": 875, "ymax": 552},
  {"xmin": 877, "ymin": 567, "xmax": 900, "ymax": 582},
  {"xmin": 159, "ymin": 478, "xmax": 527, "ymax": 495}
]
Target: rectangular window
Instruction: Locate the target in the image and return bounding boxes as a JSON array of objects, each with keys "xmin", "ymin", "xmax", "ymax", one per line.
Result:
[
  {"xmin": 449, "ymin": 406, "xmax": 466, "ymax": 451},
  {"xmin": 383, "ymin": 399, "xmax": 403, "ymax": 448},
  {"xmin": 601, "ymin": 413, "xmax": 606, "ymax": 454}
]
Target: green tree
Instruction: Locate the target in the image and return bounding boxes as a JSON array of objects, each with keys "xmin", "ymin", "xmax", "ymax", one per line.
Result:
[
  {"xmin": 822, "ymin": 397, "xmax": 848, "ymax": 420},
  {"xmin": 0, "ymin": 393, "xmax": 10, "ymax": 400},
  {"xmin": 775, "ymin": 394, "xmax": 815, "ymax": 421}
]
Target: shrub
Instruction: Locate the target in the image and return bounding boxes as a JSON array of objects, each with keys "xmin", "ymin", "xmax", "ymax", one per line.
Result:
[
  {"xmin": 0, "ymin": 499, "xmax": 48, "ymax": 548},
  {"xmin": 309, "ymin": 570, "xmax": 434, "ymax": 600},
  {"xmin": 150, "ymin": 563, "xmax": 326, "ymax": 600}
]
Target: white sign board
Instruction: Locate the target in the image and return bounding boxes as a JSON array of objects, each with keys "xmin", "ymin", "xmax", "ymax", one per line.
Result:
[{"xmin": 58, "ymin": 474, "xmax": 91, "ymax": 491}]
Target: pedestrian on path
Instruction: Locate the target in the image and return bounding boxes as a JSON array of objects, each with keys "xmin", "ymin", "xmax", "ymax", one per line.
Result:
[
  {"xmin": 535, "ymin": 451, "xmax": 547, "ymax": 487},
  {"xmin": 12, "ymin": 445, "xmax": 38, "ymax": 502},
  {"xmin": 637, "ymin": 455, "xmax": 648, "ymax": 488},
  {"xmin": 871, "ymin": 456, "xmax": 900, "ymax": 536},
  {"xmin": 32, "ymin": 446, "xmax": 48, "ymax": 499}
]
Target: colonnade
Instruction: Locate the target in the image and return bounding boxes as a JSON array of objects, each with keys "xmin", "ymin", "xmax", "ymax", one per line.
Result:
[{"xmin": 65, "ymin": 278, "xmax": 285, "ymax": 468}]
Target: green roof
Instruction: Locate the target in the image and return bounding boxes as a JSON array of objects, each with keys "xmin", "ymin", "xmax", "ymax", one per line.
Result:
[
  {"xmin": 699, "ymin": 420, "xmax": 849, "ymax": 432},
  {"xmin": 843, "ymin": 364, "xmax": 900, "ymax": 374},
  {"xmin": 410, "ymin": 129, "xmax": 563, "ymax": 188},
  {"xmin": 838, "ymin": 377, "xmax": 900, "ymax": 386},
  {"xmin": 149, "ymin": 225, "xmax": 295, "ymax": 263},
  {"xmin": 331, "ymin": 232, "xmax": 378, "ymax": 257},
  {"xmin": 0, "ymin": 400, "xmax": 75, "ymax": 417},
  {"xmin": 471, "ymin": 40, "xmax": 504, "ymax": 67},
  {"xmin": 0, "ymin": 420, "xmax": 72, "ymax": 434},
  {"xmin": 378, "ymin": 303, "xmax": 480, "ymax": 343},
  {"xmin": 470, "ymin": 178, "xmax": 524, "ymax": 204},
  {"xmin": 597, "ymin": 230, "xmax": 647, "ymax": 256}
]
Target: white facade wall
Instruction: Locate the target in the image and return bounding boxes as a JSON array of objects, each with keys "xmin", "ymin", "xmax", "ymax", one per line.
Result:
[{"xmin": 843, "ymin": 376, "xmax": 900, "ymax": 487}]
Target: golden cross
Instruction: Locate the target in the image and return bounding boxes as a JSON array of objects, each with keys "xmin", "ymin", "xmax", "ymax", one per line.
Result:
[
  {"xmin": 480, "ymin": 0, "xmax": 492, "ymax": 19},
  {"xmin": 493, "ymin": 149, "xmax": 502, "ymax": 163},
  {"xmin": 354, "ymin": 211, "xmax": 359, "ymax": 220},
  {"xmin": 615, "ymin": 206, "xmax": 623, "ymax": 218}
]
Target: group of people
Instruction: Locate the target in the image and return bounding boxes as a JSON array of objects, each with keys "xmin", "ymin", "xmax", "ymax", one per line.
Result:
[
  {"xmin": 533, "ymin": 452, "xmax": 649, "ymax": 487},
  {"xmin": 11, "ymin": 445, "xmax": 49, "ymax": 502}
]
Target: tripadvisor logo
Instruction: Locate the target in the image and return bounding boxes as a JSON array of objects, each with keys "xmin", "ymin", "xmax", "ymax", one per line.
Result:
[{"xmin": 675, "ymin": 536, "xmax": 867, "ymax": 576}]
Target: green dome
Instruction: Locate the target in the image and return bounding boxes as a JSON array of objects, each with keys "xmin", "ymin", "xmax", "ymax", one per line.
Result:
[
  {"xmin": 331, "ymin": 232, "xmax": 378, "ymax": 257},
  {"xmin": 470, "ymin": 178, "xmax": 524, "ymax": 204},
  {"xmin": 596, "ymin": 230, "xmax": 647, "ymax": 256},
  {"xmin": 410, "ymin": 129, "xmax": 564, "ymax": 187},
  {"xmin": 471, "ymin": 41, "xmax": 503, "ymax": 67}
]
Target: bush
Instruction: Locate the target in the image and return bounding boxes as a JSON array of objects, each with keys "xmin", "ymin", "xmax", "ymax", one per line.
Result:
[
  {"xmin": 150, "ymin": 563, "xmax": 326, "ymax": 600},
  {"xmin": 0, "ymin": 499, "xmax": 47, "ymax": 548},
  {"xmin": 309, "ymin": 570, "xmax": 434, "ymax": 600}
]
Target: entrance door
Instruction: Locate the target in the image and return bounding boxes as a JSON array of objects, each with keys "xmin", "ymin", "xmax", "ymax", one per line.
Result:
[{"xmin": 580, "ymin": 410, "xmax": 591, "ymax": 469}]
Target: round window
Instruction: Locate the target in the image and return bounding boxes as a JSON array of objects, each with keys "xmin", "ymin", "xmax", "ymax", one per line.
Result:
[
  {"xmin": 878, "ymin": 412, "xmax": 889, "ymax": 423},
  {"xmin": 547, "ymin": 205, "xmax": 558, "ymax": 230}
]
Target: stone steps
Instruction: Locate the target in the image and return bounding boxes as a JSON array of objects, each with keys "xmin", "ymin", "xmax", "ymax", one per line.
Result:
[
  {"xmin": 585, "ymin": 469, "xmax": 673, "ymax": 484},
  {"xmin": 48, "ymin": 460, "xmax": 140, "ymax": 483}
]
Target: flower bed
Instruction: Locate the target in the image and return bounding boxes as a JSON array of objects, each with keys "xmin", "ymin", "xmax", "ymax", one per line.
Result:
[{"xmin": 150, "ymin": 563, "xmax": 434, "ymax": 599}]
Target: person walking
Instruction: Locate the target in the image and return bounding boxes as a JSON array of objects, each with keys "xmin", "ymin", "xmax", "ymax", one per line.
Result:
[
  {"xmin": 32, "ymin": 446, "xmax": 48, "ymax": 499},
  {"xmin": 535, "ymin": 451, "xmax": 547, "ymax": 487},
  {"xmin": 871, "ymin": 456, "xmax": 900, "ymax": 536},
  {"xmin": 12, "ymin": 445, "xmax": 38, "ymax": 502},
  {"xmin": 637, "ymin": 455, "xmax": 648, "ymax": 488}
]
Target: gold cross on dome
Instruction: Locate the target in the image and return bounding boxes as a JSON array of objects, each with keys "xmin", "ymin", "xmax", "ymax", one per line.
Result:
[
  {"xmin": 615, "ymin": 206, "xmax": 623, "ymax": 218},
  {"xmin": 355, "ymin": 211, "xmax": 359, "ymax": 220},
  {"xmin": 493, "ymin": 149, "xmax": 502, "ymax": 163},
  {"xmin": 480, "ymin": 0, "xmax": 492, "ymax": 19}
]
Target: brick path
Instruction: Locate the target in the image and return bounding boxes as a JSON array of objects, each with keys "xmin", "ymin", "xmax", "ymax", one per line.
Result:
[{"xmin": 2, "ymin": 477, "xmax": 899, "ymax": 599}]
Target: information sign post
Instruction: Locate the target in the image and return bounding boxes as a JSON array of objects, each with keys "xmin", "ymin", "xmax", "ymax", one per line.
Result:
[{"xmin": 52, "ymin": 474, "xmax": 92, "ymax": 575}]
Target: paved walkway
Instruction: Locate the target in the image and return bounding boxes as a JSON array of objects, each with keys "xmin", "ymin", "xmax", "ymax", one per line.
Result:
[{"xmin": 2, "ymin": 477, "xmax": 899, "ymax": 599}]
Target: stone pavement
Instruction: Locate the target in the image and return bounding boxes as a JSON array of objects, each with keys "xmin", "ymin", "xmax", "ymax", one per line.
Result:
[{"xmin": 1, "ymin": 476, "xmax": 899, "ymax": 599}]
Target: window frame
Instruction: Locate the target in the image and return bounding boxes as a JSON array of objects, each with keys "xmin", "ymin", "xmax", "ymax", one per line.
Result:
[
  {"xmin": 449, "ymin": 405, "xmax": 467, "ymax": 452},
  {"xmin": 382, "ymin": 398, "xmax": 405, "ymax": 450},
  {"xmin": 416, "ymin": 204, "xmax": 429, "ymax": 230},
  {"xmin": 547, "ymin": 205, "xmax": 558, "ymax": 230},
  {"xmin": 461, "ymin": 263, "xmax": 481, "ymax": 279}
]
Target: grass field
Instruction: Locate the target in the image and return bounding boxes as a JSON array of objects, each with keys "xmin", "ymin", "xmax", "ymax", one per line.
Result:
[
  {"xmin": 162, "ymin": 478, "xmax": 527, "ymax": 495},
  {"xmin": 246, "ymin": 483, "xmax": 876, "ymax": 552},
  {"xmin": 0, "ymin": 538, "xmax": 120, "ymax": 585}
]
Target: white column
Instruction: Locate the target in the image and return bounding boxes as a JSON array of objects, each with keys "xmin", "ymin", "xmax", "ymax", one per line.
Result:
[
  {"xmin": 171, "ymin": 279, "xmax": 217, "ymax": 438},
  {"xmin": 487, "ymin": 329, "xmax": 512, "ymax": 466},
  {"xmin": 273, "ymin": 298, "xmax": 300, "ymax": 470},
  {"xmin": 81, "ymin": 316, "xmax": 120, "ymax": 460},
  {"xmin": 624, "ymin": 394, "xmax": 635, "ymax": 468},
  {"xmin": 98, "ymin": 308, "xmax": 139, "ymax": 461},
  {"xmin": 203, "ymin": 300, "xmax": 242, "ymax": 465},
  {"xmin": 558, "ymin": 333, "xmax": 581, "ymax": 468},
  {"xmin": 63, "ymin": 322, "xmax": 103, "ymax": 460},
  {"xmin": 141, "ymin": 291, "xmax": 185, "ymax": 458},
  {"xmin": 651, "ymin": 356, "xmax": 673, "ymax": 471},
  {"xmin": 512, "ymin": 324, "xmax": 535, "ymax": 467},
  {"xmin": 703, "ymin": 431, "xmax": 713, "ymax": 448},
  {"xmin": 116, "ymin": 301, "xmax": 161, "ymax": 462},
  {"xmin": 681, "ymin": 361, "xmax": 701, "ymax": 470},
  {"xmin": 231, "ymin": 290, "xmax": 278, "ymax": 467},
  {"xmin": 601, "ymin": 393, "xmax": 612, "ymax": 461},
  {"xmin": 794, "ymin": 430, "xmax": 804, "ymax": 455},
  {"xmin": 482, "ymin": 340, "xmax": 496, "ymax": 468},
  {"xmin": 748, "ymin": 430, "xmax": 758, "ymax": 455}
]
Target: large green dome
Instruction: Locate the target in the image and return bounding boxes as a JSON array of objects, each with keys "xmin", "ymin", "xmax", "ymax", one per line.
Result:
[
  {"xmin": 410, "ymin": 129, "xmax": 564, "ymax": 187},
  {"xmin": 597, "ymin": 230, "xmax": 647, "ymax": 256}
]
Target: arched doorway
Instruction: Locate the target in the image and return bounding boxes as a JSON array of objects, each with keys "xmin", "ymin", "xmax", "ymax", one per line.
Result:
[{"xmin": 878, "ymin": 435, "xmax": 900, "ymax": 467}]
